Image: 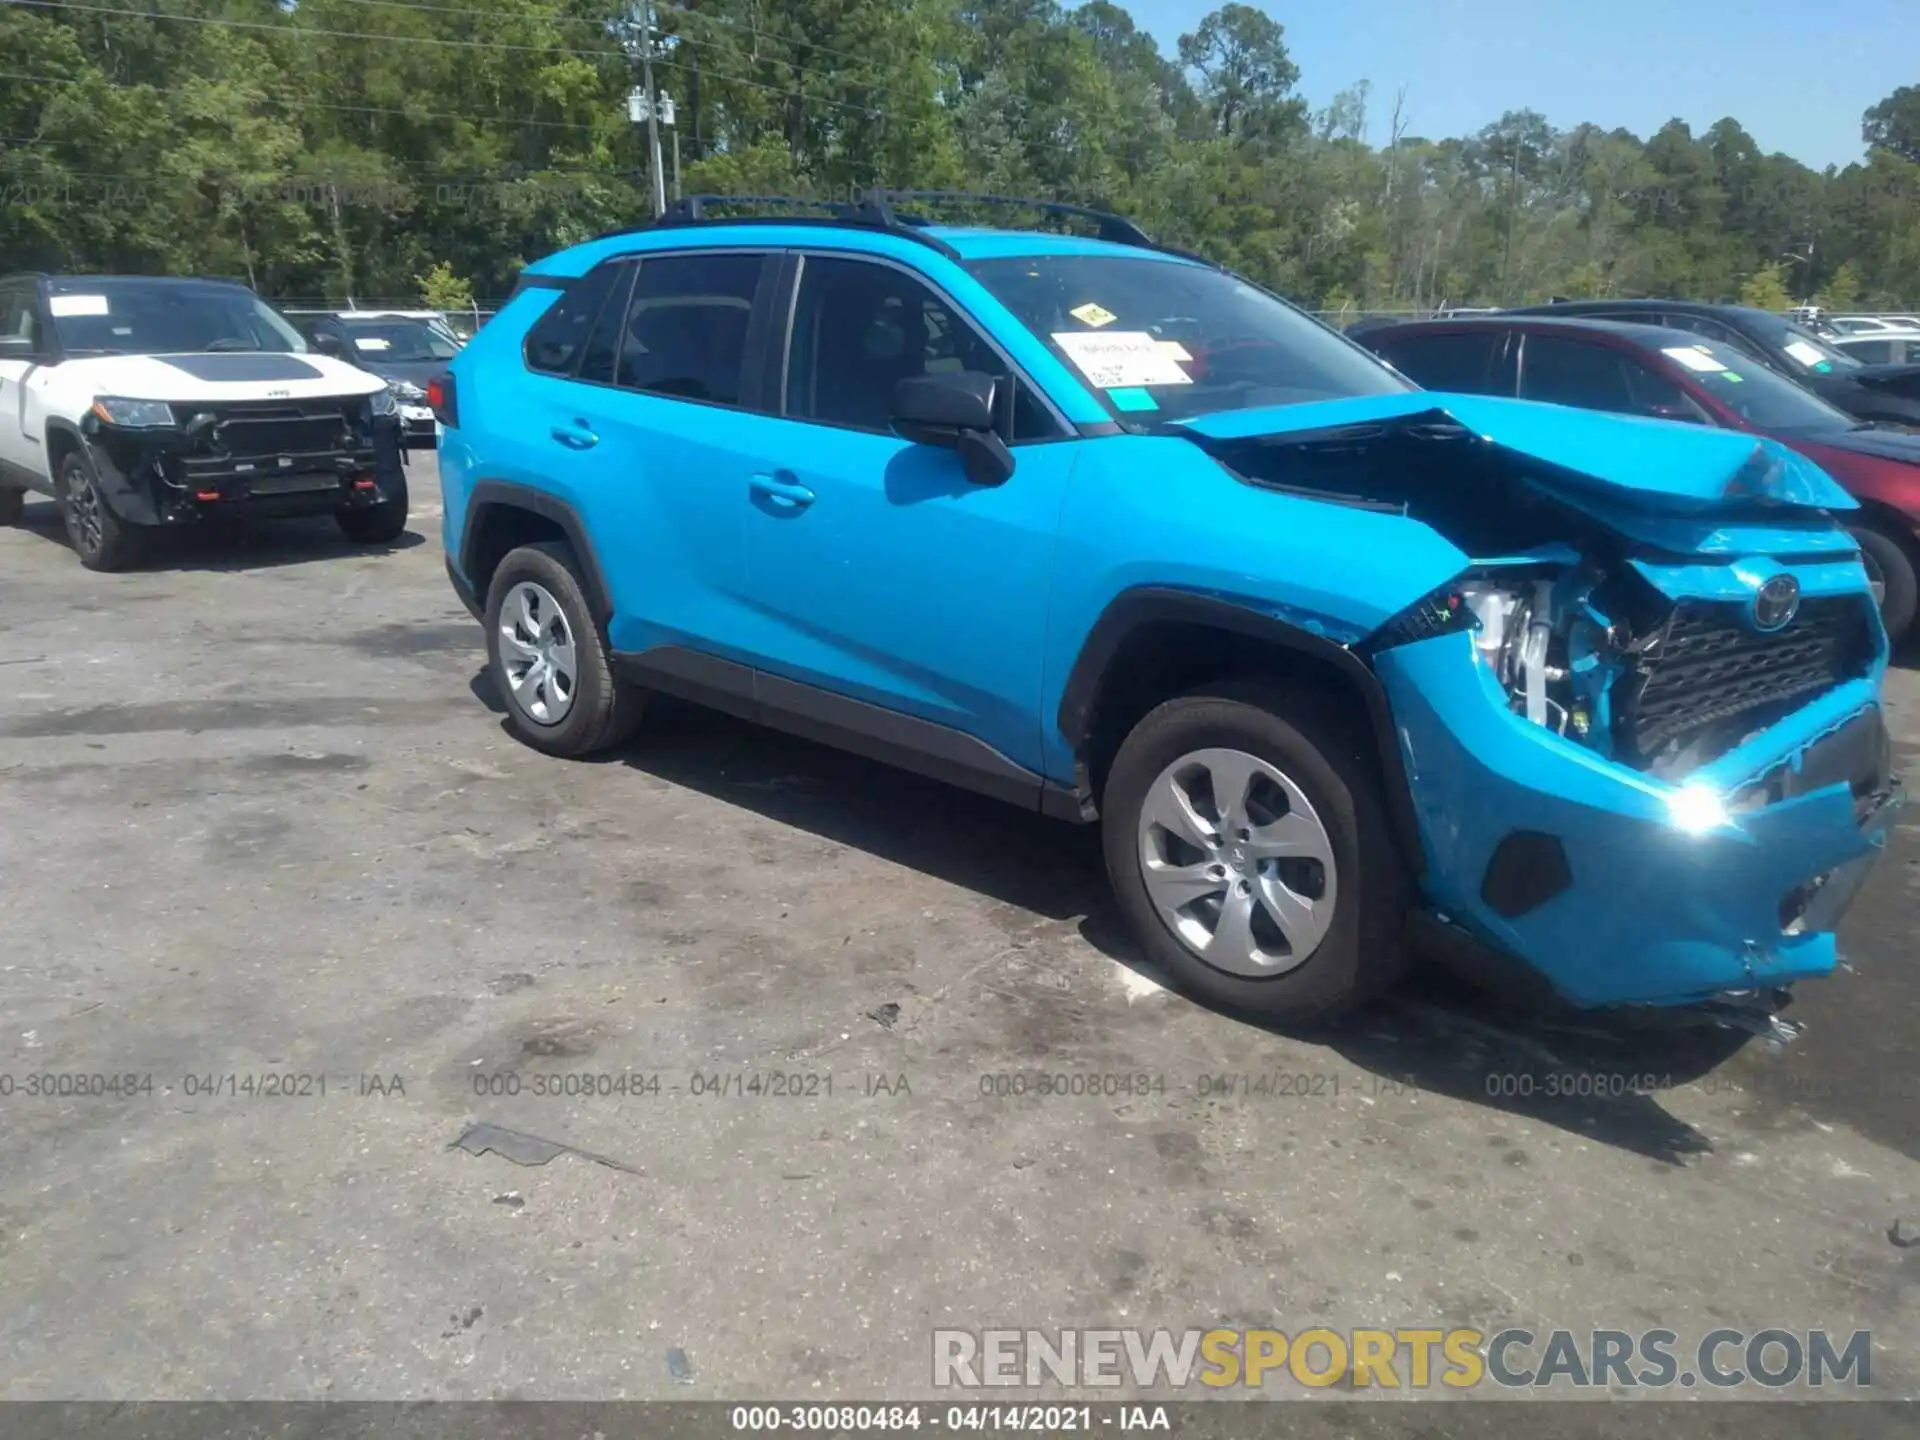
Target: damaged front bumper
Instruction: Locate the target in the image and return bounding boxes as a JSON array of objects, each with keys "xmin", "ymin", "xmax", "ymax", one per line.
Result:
[
  {"xmin": 81, "ymin": 403, "xmax": 405, "ymax": 526},
  {"xmin": 1379, "ymin": 630, "xmax": 1901, "ymax": 1010}
]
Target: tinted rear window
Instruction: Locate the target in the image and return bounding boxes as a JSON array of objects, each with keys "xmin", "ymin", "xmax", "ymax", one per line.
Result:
[
  {"xmin": 1373, "ymin": 332, "xmax": 1505, "ymax": 394},
  {"xmin": 524, "ymin": 263, "xmax": 630, "ymax": 376}
]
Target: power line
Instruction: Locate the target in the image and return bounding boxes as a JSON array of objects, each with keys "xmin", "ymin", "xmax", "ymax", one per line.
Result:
[
  {"xmin": 0, "ymin": 156, "xmax": 652, "ymax": 185},
  {"xmin": 9, "ymin": 0, "xmax": 1117, "ymax": 167},
  {"xmin": 10, "ymin": 0, "xmax": 895, "ymax": 120},
  {"xmin": 314, "ymin": 0, "xmax": 951, "ymax": 108},
  {"xmin": 0, "ymin": 69, "xmax": 615, "ymax": 133}
]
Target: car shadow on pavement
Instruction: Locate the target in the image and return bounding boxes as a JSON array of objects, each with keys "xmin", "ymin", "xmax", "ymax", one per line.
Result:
[
  {"xmin": 1082, "ymin": 902, "xmax": 1730, "ymax": 1165},
  {"xmin": 11, "ymin": 496, "xmax": 423, "ymax": 572},
  {"xmin": 578, "ymin": 687, "xmax": 1729, "ymax": 1165}
]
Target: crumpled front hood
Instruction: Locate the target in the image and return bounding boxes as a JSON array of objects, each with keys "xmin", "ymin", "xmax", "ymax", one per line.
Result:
[{"xmin": 1173, "ymin": 391, "xmax": 1857, "ymax": 514}]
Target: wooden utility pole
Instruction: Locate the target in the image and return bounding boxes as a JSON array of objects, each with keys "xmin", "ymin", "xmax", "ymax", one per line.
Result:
[{"xmin": 635, "ymin": 0, "xmax": 665, "ymax": 217}]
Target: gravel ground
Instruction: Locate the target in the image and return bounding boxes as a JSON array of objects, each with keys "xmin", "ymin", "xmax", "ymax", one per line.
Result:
[{"xmin": 0, "ymin": 452, "xmax": 1916, "ymax": 1411}]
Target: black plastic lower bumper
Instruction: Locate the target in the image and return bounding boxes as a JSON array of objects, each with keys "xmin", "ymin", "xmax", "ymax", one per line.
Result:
[{"xmin": 87, "ymin": 416, "xmax": 406, "ymax": 526}]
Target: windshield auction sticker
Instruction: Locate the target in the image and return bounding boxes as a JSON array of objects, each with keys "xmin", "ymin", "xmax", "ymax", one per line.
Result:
[
  {"xmin": 1663, "ymin": 346, "xmax": 1727, "ymax": 373},
  {"xmin": 1783, "ymin": 339, "xmax": 1828, "ymax": 367},
  {"xmin": 1052, "ymin": 330, "xmax": 1193, "ymax": 388},
  {"xmin": 1068, "ymin": 301, "xmax": 1118, "ymax": 327},
  {"xmin": 48, "ymin": 294, "xmax": 110, "ymax": 317}
]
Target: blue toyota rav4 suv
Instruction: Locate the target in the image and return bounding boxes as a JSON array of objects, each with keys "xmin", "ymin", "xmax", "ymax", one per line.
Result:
[{"xmin": 436, "ymin": 193, "xmax": 1900, "ymax": 1028}]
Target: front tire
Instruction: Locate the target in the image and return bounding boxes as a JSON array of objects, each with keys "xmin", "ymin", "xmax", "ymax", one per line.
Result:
[
  {"xmin": 1851, "ymin": 524, "xmax": 1917, "ymax": 643},
  {"xmin": 484, "ymin": 540, "xmax": 645, "ymax": 757},
  {"xmin": 57, "ymin": 452, "xmax": 142, "ymax": 571},
  {"xmin": 337, "ymin": 472, "xmax": 409, "ymax": 544},
  {"xmin": 1102, "ymin": 681, "xmax": 1412, "ymax": 1024}
]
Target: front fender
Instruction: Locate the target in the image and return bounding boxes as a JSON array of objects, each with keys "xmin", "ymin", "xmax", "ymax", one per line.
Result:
[{"xmin": 1039, "ymin": 435, "xmax": 1469, "ymax": 779}]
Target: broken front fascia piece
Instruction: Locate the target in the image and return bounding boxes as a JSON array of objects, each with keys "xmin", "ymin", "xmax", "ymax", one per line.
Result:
[{"xmin": 449, "ymin": 1120, "xmax": 641, "ymax": 1174}]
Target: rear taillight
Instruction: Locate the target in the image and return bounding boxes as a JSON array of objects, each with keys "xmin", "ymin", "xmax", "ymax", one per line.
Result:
[{"xmin": 427, "ymin": 374, "xmax": 458, "ymax": 428}]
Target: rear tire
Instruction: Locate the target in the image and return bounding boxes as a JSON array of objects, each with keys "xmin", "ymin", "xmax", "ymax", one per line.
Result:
[
  {"xmin": 1101, "ymin": 680, "xmax": 1412, "ymax": 1025},
  {"xmin": 337, "ymin": 472, "xmax": 409, "ymax": 544},
  {"xmin": 484, "ymin": 540, "xmax": 645, "ymax": 757},
  {"xmin": 57, "ymin": 452, "xmax": 142, "ymax": 572},
  {"xmin": 0, "ymin": 486, "xmax": 23, "ymax": 527},
  {"xmin": 1851, "ymin": 524, "xmax": 1917, "ymax": 643}
]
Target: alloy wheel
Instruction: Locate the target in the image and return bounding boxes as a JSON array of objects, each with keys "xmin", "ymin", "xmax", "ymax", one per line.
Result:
[
  {"xmin": 1136, "ymin": 746, "xmax": 1337, "ymax": 977},
  {"xmin": 498, "ymin": 580, "xmax": 578, "ymax": 725},
  {"xmin": 64, "ymin": 470, "xmax": 103, "ymax": 557}
]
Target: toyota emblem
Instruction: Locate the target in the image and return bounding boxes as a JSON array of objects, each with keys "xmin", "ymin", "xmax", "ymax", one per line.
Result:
[{"xmin": 1752, "ymin": 574, "xmax": 1801, "ymax": 632}]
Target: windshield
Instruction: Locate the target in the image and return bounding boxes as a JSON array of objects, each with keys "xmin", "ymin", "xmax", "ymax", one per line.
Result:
[
  {"xmin": 1759, "ymin": 318, "xmax": 1861, "ymax": 374},
  {"xmin": 341, "ymin": 320, "xmax": 459, "ymax": 362},
  {"xmin": 965, "ymin": 254, "xmax": 1410, "ymax": 425},
  {"xmin": 48, "ymin": 280, "xmax": 308, "ymax": 356},
  {"xmin": 1661, "ymin": 338, "xmax": 1858, "ymax": 433}
]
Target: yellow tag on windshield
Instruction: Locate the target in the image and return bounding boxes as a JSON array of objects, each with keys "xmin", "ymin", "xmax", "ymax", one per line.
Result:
[{"xmin": 1069, "ymin": 302, "xmax": 1117, "ymax": 328}]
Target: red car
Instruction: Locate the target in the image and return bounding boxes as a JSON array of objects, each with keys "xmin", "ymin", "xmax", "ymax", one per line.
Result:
[{"xmin": 1357, "ymin": 315, "xmax": 1920, "ymax": 640}]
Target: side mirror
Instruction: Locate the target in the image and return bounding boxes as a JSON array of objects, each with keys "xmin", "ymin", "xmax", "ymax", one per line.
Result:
[
  {"xmin": 890, "ymin": 370, "xmax": 1015, "ymax": 486},
  {"xmin": 311, "ymin": 332, "xmax": 345, "ymax": 357}
]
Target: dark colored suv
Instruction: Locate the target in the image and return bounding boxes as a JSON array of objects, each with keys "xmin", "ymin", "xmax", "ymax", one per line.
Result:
[{"xmin": 1502, "ymin": 300, "xmax": 1920, "ymax": 430}]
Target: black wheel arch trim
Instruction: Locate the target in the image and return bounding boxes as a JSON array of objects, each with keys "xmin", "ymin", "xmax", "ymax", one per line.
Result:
[
  {"xmin": 1057, "ymin": 585, "xmax": 1428, "ymax": 875},
  {"xmin": 45, "ymin": 419, "xmax": 153, "ymax": 520},
  {"xmin": 43, "ymin": 417, "xmax": 88, "ymax": 473},
  {"xmin": 462, "ymin": 481, "xmax": 616, "ymax": 623}
]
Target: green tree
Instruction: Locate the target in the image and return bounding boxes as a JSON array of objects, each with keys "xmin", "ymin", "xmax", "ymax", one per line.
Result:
[
  {"xmin": 1864, "ymin": 85, "xmax": 1920, "ymax": 165},
  {"xmin": 1814, "ymin": 259, "xmax": 1865, "ymax": 311},
  {"xmin": 1176, "ymin": 4, "xmax": 1304, "ymax": 145},
  {"xmin": 1739, "ymin": 262, "xmax": 1793, "ymax": 310},
  {"xmin": 0, "ymin": 1, "xmax": 1916, "ymax": 314},
  {"xmin": 417, "ymin": 261, "xmax": 475, "ymax": 311}
]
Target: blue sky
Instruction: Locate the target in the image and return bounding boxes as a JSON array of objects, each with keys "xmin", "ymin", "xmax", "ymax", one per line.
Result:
[{"xmin": 1115, "ymin": 0, "xmax": 1910, "ymax": 170}]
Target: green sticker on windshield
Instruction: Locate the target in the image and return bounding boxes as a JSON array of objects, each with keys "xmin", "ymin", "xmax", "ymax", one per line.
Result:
[
  {"xmin": 1723, "ymin": 373, "xmax": 1744, "ymax": 383},
  {"xmin": 1108, "ymin": 387, "xmax": 1159, "ymax": 412}
]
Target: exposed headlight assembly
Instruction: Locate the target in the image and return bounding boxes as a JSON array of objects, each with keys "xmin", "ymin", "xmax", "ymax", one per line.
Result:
[
  {"xmin": 88, "ymin": 396, "xmax": 175, "ymax": 428},
  {"xmin": 1460, "ymin": 578, "xmax": 1561, "ymax": 731},
  {"xmin": 1372, "ymin": 568, "xmax": 1610, "ymax": 745},
  {"xmin": 387, "ymin": 379, "xmax": 426, "ymax": 402},
  {"xmin": 368, "ymin": 385, "xmax": 398, "ymax": 416}
]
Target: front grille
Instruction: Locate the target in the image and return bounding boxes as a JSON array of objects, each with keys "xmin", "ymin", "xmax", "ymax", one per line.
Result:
[
  {"xmin": 179, "ymin": 400, "xmax": 363, "ymax": 459},
  {"xmin": 1616, "ymin": 596, "xmax": 1873, "ymax": 766}
]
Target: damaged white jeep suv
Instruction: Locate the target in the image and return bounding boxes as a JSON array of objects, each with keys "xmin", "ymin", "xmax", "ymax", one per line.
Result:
[{"xmin": 0, "ymin": 273, "xmax": 409, "ymax": 570}]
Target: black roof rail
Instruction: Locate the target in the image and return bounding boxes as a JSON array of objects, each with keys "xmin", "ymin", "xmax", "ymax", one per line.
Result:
[
  {"xmin": 864, "ymin": 190, "xmax": 1155, "ymax": 247},
  {"xmin": 658, "ymin": 193, "xmax": 845, "ymax": 224},
  {"xmin": 595, "ymin": 189, "xmax": 1170, "ymax": 261},
  {"xmin": 597, "ymin": 193, "xmax": 963, "ymax": 260}
]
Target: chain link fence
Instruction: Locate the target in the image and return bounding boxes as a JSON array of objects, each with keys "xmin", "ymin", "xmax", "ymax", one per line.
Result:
[{"xmin": 275, "ymin": 300, "xmax": 493, "ymax": 339}]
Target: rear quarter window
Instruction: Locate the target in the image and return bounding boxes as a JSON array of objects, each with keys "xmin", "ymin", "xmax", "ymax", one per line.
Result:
[{"xmin": 523, "ymin": 263, "xmax": 630, "ymax": 376}]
